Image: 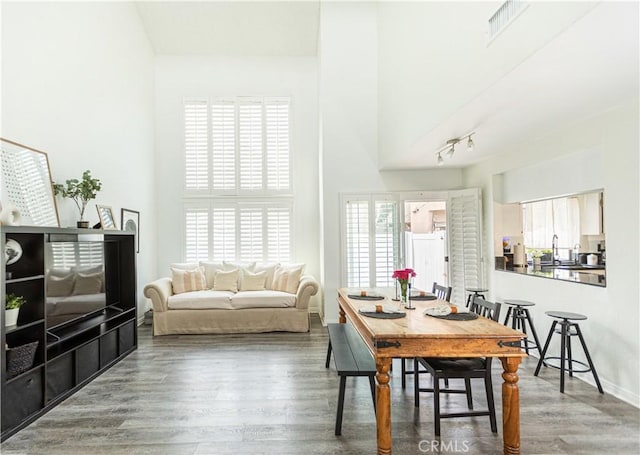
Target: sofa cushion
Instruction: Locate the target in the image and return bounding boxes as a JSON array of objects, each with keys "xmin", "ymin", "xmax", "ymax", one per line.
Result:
[
  {"xmin": 171, "ymin": 267, "xmax": 208, "ymax": 294},
  {"xmin": 199, "ymin": 261, "xmax": 225, "ymax": 288},
  {"xmin": 272, "ymin": 263, "xmax": 306, "ymax": 294},
  {"xmin": 168, "ymin": 290, "xmax": 234, "ymax": 310},
  {"xmin": 223, "ymin": 261, "xmax": 256, "ymax": 272},
  {"xmin": 230, "ymin": 290, "xmax": 296, "ymax": 309},
  {"xmin": 240, "ymin": 270, "xmax": 267, "ymax": 291},
  {"xmin": 213, "ymin": 269, "xmax": 239, "ymax": 292},
  {"xmin": 47, "ymin": 273, "xmax": 76, "ymax": 297},
  {"xmin": 253, "ymin": 263, "xmax": 279, "ymax": 290},
  {"xmin": 72, "ymin": 272, "xmax": 103, "ymax": 295},
  {"xmin": 170, "ymin": 262, "xmax": 199, "ymax": 271}
]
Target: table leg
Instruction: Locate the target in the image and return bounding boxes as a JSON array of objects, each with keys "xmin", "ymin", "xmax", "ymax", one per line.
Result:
[
  {"xmin": 339, "ymin": 306, "xmax": 346, "ymax": 324},
  {"xmin": 375, "ymin": 357, "xmax": 392, "ymax": 455},
  {"xmin": 500, "ymin": 357, "xmax": 522, "ymax": 455}
]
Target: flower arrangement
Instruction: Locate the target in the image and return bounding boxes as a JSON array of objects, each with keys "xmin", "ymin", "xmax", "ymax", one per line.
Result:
[{"xmin": 392, "ymin": 268, "xmax": 416, "ymax": 303}]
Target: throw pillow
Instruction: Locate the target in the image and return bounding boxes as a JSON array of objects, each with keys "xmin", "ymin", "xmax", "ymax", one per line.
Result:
[
  {"xmin": 72, "ymin": 272, "xmax": 104, "ymax": 295},
  {"xmin": 272, "ymin": 263, "xmax": 306, "ymax": 294},
  {"xmin": 213, "ymin": 269, "xmax": 239, "ymax": 292},
  {"xmin": 199, "ymin": 261, "xmax": 225, "ymax": 289},
  {"xmin": 47, "ymin": 273, "xmax": 76, "ymax": 297},
  {"xmin": 240, "ymin": 270, "xmax": 267, "ymax": 291},
  {"xmin": 169, "ymin": 262, "xmax": 199, "ymax": 271},
  {"xmin": 253, "ymin": 263, "xmax": 279, "ymax": 290},
  {"xmin": 171, "ymin": 267, "xmax": 207, "ymax": 295}
]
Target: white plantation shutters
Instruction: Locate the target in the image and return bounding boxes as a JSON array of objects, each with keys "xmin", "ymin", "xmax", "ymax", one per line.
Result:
[
  {"xmin": 211, "ymin": 207, "xmax": 236, "ymax": 262},
  {"xmin": 238, "ymin": 100, "xmax": 264, "ymax": 190},
  {"xmin": 447, "ymin": 188, "xmax": 483, "ymax": 305},
  {"xmin": 265, "ymin": 100, "xmax": 290, "ymax": 191},
  {"xmin": 183, "ymin": 97, "xmax": 292, "ymax": 263},
  {"xmin": 345, "ymin": 199, "xmax": 370, "ymax": 287},
  {"xmin": 49, "ymin": 242, "xmax": 103, "ymax": 269},
  {"xmin": 184, "ymin": 101, "xmax": 209, "ymax": 190},
  {"xmin": 343, "ymin": 195, "xmax": 399, "ymax": 288},
  {"xmin": 185, "ymin": 207, "xmax": 209, "ymax": 263},
  {"xmin": 211, "ymin": 101, "xmax": 236, "ymax": 190}
]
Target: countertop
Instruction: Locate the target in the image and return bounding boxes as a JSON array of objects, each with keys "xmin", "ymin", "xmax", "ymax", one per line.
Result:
[{"xmin": 495, "ymin": 264, "xmax": 606, "ymax": 287}]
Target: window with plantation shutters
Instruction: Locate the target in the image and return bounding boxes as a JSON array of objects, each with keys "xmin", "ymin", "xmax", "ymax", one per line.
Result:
[
  {"xmin": 184, "ymin": 101, "xmax": 209, "ymax": 190},
  {"xmin": 447, "ymin": 188, "xmax": 483, "ymax": 305},
  {"xmin": 183, "ymin": 97, "xmax": 293, "ymax": 263},
  {"xmin": 342, "ymin": 195, "xmax": 399, "ymax": 288},
  {"xmin": 185, "ymin": 207, "xmax": 209, "ymax": 263}
]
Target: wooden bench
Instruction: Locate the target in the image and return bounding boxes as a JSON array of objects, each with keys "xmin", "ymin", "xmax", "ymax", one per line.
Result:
[{"xmin": 325, "ymin": 323, "xmax": 376, "ymax": 436}]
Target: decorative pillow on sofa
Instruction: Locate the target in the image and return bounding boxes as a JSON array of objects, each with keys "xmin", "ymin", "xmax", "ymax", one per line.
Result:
[
  {"xmin": 72, "ymin": 272, "xmax": 104, "ymax": 295},
  {"xmin": 253, "ymin": 263, "xmax": 279, "ymax": 290},
  {"xmin": 272, "ymin": 263, "xmax": 306, "ymax": 294},
  {"xmin": 239, "ymin": 270, "xmax": 267, "ymax": 291},
  {"xmin": 223, "ymin": 261, "xmax": 256, "ymax": 272},
  {"xmin": 171, "ymin": 267, "xmax": 208, "ymax": 295},
  {"xmin": 47, "ymin": 273, "xmax": 76, "ymax": 297},
  {"xmin": 199, "ymin": 261, "xmax": 225, "ymax": 289},
  {"xmin": 213, "ymin": 269, "xmax": 239, "ymax": 292}
]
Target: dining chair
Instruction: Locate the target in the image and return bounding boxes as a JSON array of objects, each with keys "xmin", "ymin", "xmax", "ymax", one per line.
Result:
[
  {"xmin": 414, "ymin": 295, "xmax": 501, "ymax": 436},
  {"xmin": 400, "ymin": 282, "xmax": 452, "ymax": 389}
]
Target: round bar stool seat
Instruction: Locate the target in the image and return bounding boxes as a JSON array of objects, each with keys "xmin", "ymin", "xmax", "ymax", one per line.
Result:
[
  {"xmin": 465, "ymin": 287, "xmax": 488, "ymax": 308},
  {"xmin": 534, "ymin": 311, "xmax": 604, "ymax": 394},
  {"xmin": 502, "ymin": 300, "xmax": 541, "ymax": 354}
]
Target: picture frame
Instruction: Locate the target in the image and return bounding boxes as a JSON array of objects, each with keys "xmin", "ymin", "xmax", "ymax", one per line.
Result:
[
  {"xmin": 121, "ymin": 208, "xmax": 140, "ymax": 253},
  {"xmin": 96, "ymin": 205, "xmax": 118, "ymax": 230}
]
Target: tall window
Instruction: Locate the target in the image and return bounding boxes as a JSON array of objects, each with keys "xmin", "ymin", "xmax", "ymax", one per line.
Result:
[
  {"xmin": 183, "ymin": 97, "xmax": 292, "ymax": 263},
  {"xmin": 342, "ymin": 195, "xmax": 399, "ymax": 287}
]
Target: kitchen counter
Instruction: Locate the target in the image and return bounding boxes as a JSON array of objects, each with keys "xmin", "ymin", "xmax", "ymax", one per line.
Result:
[{"xmin": 495, "ymin": 262, "xmax": 606, "ymax": 287}]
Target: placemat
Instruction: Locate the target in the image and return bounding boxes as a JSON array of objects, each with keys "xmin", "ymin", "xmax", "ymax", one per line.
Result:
[
  {"xmin": 348, "ymin": 294, "xmax": 385, "ymax": 300},
  {"xmin": 425, "ymin": 312, "xmax": 478, "ymax": 321},
  {"xmin": 358, "ymin": 311, "xmax": 406, "ymax": 319},
  {"xmin": 410, "ymin": 294, "xmax": 437, "ymax": 301}
]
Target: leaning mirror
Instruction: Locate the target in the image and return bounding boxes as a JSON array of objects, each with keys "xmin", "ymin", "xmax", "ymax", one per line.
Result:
[{"xmin": 1, "ymin": 138, "xmax": 60, "ymax": 227}]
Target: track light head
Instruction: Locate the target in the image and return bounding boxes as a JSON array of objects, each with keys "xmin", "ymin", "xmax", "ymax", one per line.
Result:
[
  {"xmin": 467, "ymin": 135, "xmax": 475, "ymax": 152},
  {"xmin": 437, "ymin": 153, "xmax": 444, "ymax": 166}
]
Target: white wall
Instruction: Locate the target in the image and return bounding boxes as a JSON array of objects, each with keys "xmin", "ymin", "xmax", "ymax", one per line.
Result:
[
  {"xmin": 319, "ymin": 2, "xmax": 464, "ymax": 323},
  {"xmin": 1, "ymin": 2, "xmax": 156, "ymax": 320},
  {"xmin": 464, "ymin": 99, "xmax": 640, "ymax": 406},
  {"xmin": 153, "ymin": 56, "xmax": 321, "ymax": 309}
]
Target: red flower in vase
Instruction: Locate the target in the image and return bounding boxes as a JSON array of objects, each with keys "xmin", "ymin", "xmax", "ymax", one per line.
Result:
[{"xmin": 392, "ymin": 268, "xmax": 416, "ymax": 283}]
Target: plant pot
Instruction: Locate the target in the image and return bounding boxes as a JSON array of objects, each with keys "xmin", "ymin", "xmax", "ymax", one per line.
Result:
[
  {"xmin": 77, "ymin": 220, "xmax": 90, "ymax": 229},
  {"xmin": 5, "ymin": 308, "xmax": 19, "ymax": 327}
]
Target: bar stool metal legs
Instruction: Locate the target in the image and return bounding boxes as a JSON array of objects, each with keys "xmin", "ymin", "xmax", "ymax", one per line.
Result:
[
  {"xmin": 502, "ymin": 300, "xmax": 542, "ymax": 355},
  {"xmin": 534, "ymin": 311, "xmax": 604, "ymax": 394}
]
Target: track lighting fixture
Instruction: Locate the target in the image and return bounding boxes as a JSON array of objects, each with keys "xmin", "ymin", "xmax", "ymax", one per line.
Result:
[{"xmin": 434, "ymin": 132, "xmax": 475, "ymax": 165}]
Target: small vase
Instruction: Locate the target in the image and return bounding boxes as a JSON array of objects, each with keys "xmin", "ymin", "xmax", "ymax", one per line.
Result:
[
  {"xmin": 400, "ymin": 281, "xmax": 408, "ymax": 305},
  {"xmin": 5, "ymin": 308, "xmax": 19, "ymax": 327},
  {"xmin": 533, "ymin": 257, "xmax": 541, "ymax": 269}
]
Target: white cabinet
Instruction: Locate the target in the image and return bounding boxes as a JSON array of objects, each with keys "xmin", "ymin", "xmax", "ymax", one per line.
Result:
[{"xmin": 580, "ymin": 192, "xmax": 603, "ymax": 235}]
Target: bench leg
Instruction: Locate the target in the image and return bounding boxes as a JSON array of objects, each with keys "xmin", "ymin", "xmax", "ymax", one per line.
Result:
[
  {"xmin": 325, "ymin": 340, "xmax": 332, "ymax": 369},
  {"xmin": 369, "ymin": 375, "xmax": 376, "ymax": 413},
  {"xmin": 335, "ymin": 375, "xmax": 347, "ymax": 436}
]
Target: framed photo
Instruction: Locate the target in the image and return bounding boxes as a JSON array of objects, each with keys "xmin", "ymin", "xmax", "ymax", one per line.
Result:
[
  {"xmin": 96, "ymin": 205, "xmax": 118, "ymax": 230},
  {"xmin": 121, "ymin": 208, "xmax": 140, "ymax": 253}
]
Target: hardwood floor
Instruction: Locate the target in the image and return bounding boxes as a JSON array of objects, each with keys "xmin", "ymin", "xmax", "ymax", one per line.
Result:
[{"xmin": 2, "ymin": 315, "xmax": 638, "ymax": 454}]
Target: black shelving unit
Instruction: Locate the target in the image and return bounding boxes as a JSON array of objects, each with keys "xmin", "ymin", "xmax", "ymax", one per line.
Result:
[{"xmin": 1, "ymin": 227, "xmax": 137, "ymax": 441}]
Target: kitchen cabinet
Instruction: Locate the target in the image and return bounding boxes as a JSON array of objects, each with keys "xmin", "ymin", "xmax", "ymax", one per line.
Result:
[{"xmin": 580, "ymin": 192, "xmax": 603, "ymax": 235}]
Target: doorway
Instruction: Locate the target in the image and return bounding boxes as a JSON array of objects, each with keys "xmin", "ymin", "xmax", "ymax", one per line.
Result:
[{"xmin": 404, "ymin": 200, "xmax": 448, "ymax": 291}]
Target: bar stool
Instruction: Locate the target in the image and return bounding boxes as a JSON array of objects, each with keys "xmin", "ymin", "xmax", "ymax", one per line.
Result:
[
  {"xmin": 534, "ymin": 311, "xmax": 604, "ymax": 394},
  {"xmin": 502, "ymin": 299, "xmax": 542, "ymax": 355},
  {"xmin": 465, "ymin": 287, "xmax": 488, "ymax": 308}
]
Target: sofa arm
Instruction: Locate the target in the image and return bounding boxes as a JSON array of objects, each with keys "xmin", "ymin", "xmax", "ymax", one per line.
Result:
[
  {"xmin": 295, "ymin": 275, "xmax": 319, "ymax": 311},
  {"xmin": 143, "ymin": 277, "xmax": 173, "ymax": 313}
]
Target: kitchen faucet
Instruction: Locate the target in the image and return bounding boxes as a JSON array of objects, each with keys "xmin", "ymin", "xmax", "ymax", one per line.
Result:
[{"xmin": 552, "ymin": 234, "xmax": 559, "ymax": 265}]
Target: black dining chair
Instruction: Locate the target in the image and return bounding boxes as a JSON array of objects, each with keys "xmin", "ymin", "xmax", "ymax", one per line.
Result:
[
  {"xmin": 400, "ymin": 283, "xmax": 452, "ymax": 389},
  {"xmin": 414, "ymin": 295, "xmax": 501, "ymax": 436}
]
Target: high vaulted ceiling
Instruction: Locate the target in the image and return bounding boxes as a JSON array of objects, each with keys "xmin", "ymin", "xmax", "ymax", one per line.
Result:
[{"xmin": 135, "ymin": 1, "xmax": 639, "ymax": 170}]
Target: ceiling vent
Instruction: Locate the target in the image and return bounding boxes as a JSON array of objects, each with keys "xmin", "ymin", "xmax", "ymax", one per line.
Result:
[{"xmin": 488, "ymin": 0, "xmax": 529, "ymax": 41}]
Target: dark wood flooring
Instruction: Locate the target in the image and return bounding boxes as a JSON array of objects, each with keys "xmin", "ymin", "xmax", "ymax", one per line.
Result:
[{"xmin": 2, "ymin": 315, "xmax": 638, "ymax": 454}]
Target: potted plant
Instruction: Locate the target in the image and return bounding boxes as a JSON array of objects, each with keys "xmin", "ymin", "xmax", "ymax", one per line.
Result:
[
  {"xmin": 529, "ymin": 249, "xmax": 544, "ymax": 268},
  {"xmin": 53, "ymin": 170, "xmax": 102, "ymax": 228},
  {"xmin": 5, "ymin": 293, "xmax": 25, "ymax": 327}
]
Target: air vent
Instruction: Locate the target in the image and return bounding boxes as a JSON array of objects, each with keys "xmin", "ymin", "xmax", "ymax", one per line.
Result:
[{"xmin": 488, "ymin": 0, "xmax": 528, "ymax": 41}]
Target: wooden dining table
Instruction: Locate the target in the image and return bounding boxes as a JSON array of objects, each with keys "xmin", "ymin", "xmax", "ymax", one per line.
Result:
[{"xmin": 337, "ymin": 288, "xmax": 526, "ymax": 455}]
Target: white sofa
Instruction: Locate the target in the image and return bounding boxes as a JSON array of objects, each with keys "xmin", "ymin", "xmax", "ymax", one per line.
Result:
[{"xmin": 143, "ymin": 262, "xmax": 319, "ymax": 336}]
